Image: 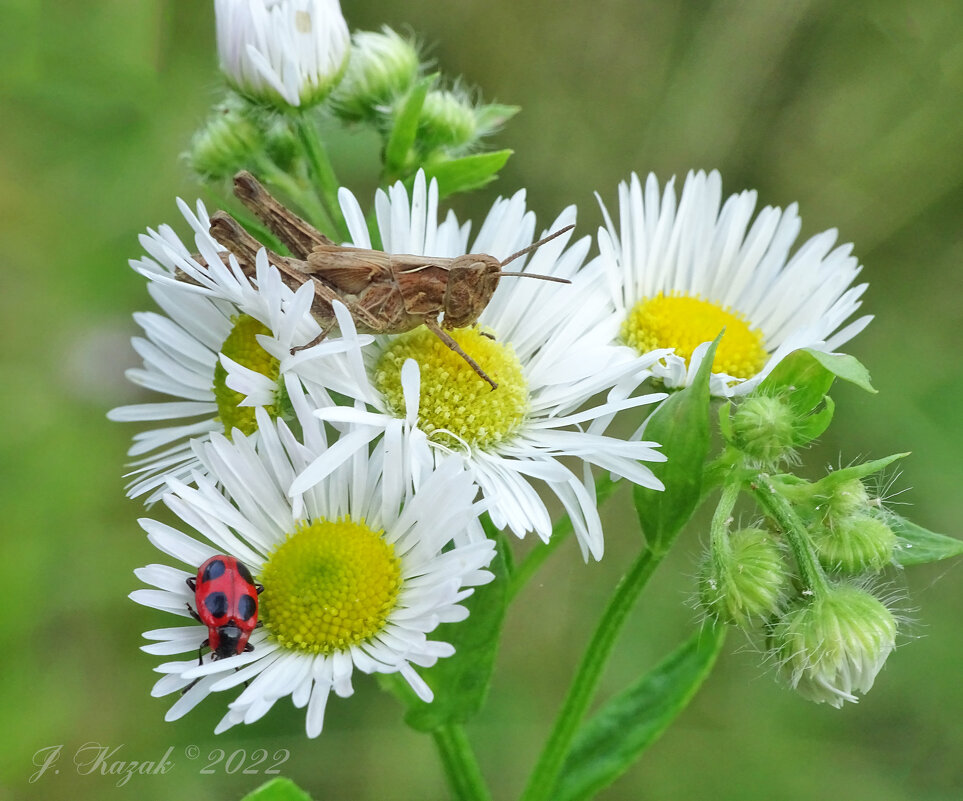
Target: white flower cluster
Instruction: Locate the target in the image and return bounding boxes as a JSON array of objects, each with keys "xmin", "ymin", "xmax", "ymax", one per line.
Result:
[{"xmin": 114, "ymin": 168, "xmax": 872, "ymax": 734}]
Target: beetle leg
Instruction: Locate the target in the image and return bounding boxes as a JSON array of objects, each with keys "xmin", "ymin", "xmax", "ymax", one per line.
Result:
[
  {"xmin": 255, "ymin": 582, "xmax": 265, "ymax": 595},
  {"xmin": 186, "ymin": 576, "xmax": 196, "ymax": 591},
  {"xmin": 197, "ymin": 639, "xmax": 209, "ymax": 667},
  {"xmin": 244, "ymin": 643, "xmax": 255, "ymax": 652},
  {"xmin": 186, "ymin": 603, "xmax": 202, "ymax": 623},
  {"xmin": 423, "ymin": 317, "xmax": 497, "ymax": 390}
]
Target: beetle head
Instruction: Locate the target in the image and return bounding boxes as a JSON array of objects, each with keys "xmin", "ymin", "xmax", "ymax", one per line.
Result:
[{"xmin": 212, "ymin": 622, "xmax": 248, "ymax": 659}]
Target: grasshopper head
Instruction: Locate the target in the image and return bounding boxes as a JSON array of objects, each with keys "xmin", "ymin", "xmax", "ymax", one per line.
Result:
[{"xmin": 442, "ymin": 255, "xmax": 501, "ymax": 329}]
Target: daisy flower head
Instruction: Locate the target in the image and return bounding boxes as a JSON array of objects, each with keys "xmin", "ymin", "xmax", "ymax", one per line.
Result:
[
  {"xmin": 597, "ymin": 170, "xmax": 872, "ymax": 396},
  {"xmin": 130, "ymin": 404, "xmax": 495, "ymax": 738},
  {"xmin": 108, "ymin": 198, "xmax": 360, "ymax": 502},
  {"xmin": 264, "ymin": 171, "xmax": 669, "ymax": 562},
  {"xmin": 215, "ymin": 0, "xmax": 350, "ymax": 109}
]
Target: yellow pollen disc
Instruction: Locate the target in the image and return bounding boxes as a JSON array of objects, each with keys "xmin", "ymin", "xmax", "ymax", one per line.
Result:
[
  {"xmin": 212, "ymin": 315, "xmax": 281, "ymax": 436},
  {"xmin": 621, "ymin": 293, "xmax": 768, "ymax": 379},
  {"xmin": 373, "ymin": 327, "xmax": 529, "ymax": 449},
  {"xmin": 259, "ymin": 518, "xmax": 402, "ymax": 654}
]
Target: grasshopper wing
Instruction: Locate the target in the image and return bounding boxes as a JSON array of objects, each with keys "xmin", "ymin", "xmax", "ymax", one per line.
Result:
[{"xmin": 303, "ymin": 245, "xmax": 395, "ymax": 294}]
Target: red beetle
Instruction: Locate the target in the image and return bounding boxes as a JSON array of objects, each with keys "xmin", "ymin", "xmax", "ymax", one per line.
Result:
[{"xmin": 186, "ymin": 555, "xmax": 264, "ymax": 665}]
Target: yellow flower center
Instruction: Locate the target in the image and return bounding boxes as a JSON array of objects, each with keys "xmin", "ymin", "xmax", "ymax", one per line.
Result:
[
  {"xmin": 621, "ymin": 293, "xmax": 768, "ymax": 379},
  {"xmin": 373, "ymin": 327, "xmax": 529, "ymax": 449},
  {"xmin": 259, "ymin": 518, "xmax": 402, "ymax": 654},
  {"xmin": 212, "ymin": 315, "xmax": 281, "ymax": 436}
]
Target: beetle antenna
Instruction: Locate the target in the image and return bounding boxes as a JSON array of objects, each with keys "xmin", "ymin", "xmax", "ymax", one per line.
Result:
[
  {"xmin": 499, "ymin": 224, "xmax": 575, "ymax": 268},
  {"xmin": 497, "ymin": 271, "xmax": 572, "ymax": 284}
]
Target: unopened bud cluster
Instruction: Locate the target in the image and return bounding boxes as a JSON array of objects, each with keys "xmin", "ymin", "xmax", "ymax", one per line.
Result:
[
  {"xmin": 705, "ymin": 383, "xmax": 905, "ymax": 707},
  {"xmin": 201, "ymin": 6, "xmax": 515, "ymax": 189}
]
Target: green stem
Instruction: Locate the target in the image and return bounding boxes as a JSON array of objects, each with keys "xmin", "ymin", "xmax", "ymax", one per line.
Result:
[
  {"xmin": 253, "ymin": 154, "xmax": 337, "ymax": 237},
  {"xmin": 508, "ymin": 475, "xmax": 619, "ymax": 601},
  {"xmin": 707, "ymin": 480, "xmax": 740, "ymax": 572},
  {"xmin": 432, "ymin": 723, "xmax": 492, "ymax": 801},
  {"xmin": 751, "ymin": 476, "xmax": 830, "ymax": 593},
  {"xmin": 292, "ymin": 113, "xmax": 349, "ymax": 240},
  {"xmin": 519, "ymin": 545, "xmax": 664, "ymax": 801}
]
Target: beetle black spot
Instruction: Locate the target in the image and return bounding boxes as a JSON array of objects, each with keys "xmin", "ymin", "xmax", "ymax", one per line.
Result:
[
  {"xmin": 202, "ymin": 558, "xmax": 226, "ymax": 583},
  {"xmin": 237, "ymin": 594, "xmax": 257, "ymax": 621},
  {"xmin": 235, "ymin": 561, "xmax": 255, "ymax": 585},
  {"xmin": 204, "ymin": 591, "xmax": 228, "ymax": 618}
]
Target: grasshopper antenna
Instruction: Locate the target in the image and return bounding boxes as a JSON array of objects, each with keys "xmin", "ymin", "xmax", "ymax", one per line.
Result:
[{"xmin": 497, "ymin": 224, "xmax": 575, "ymax": 283}]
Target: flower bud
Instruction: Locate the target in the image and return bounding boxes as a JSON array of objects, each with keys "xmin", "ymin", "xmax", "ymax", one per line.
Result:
[
  {"xmin": 820, "ymin": 477, "xmax": 871, "ymax": 521},
  {"xmin": 730, "ymin": 394, "xmax": 796, "ymax": 466},
  {"xmin": 699, "ymin": 527, "xmax": 789, "ymax": 628},
  {"xmin": 770, "ymin": 583, "xmax": 897, "ymax": 707},
  {"xmin": 812, "ymin": 513, "xmax": 896, "ymax": 574},
  {"xmin": 215, "ymin": 0, "xmax": 350, "ymax": 109},
  {"xmin": 418, "ymin": 89, "xmax": 478, "ymax": 152},
  {"xmin": 188, "ymin": 95, "xmax": 262, "ymax": 180},
  {"xmin": 330, "ymin": 27, "xmax": 420, "ymax": 122}
]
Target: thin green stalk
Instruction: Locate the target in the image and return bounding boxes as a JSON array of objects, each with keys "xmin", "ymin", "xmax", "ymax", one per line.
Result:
[
  {"xmin": 254, "ymin": 154, "xmax": 337, "ymax": 237},
  {"xmin": 751, "ymin": 477, "xmax": 830, "ymax": 593},
  {"xmin": 508, "ymin": 475, "xmax": 619, "ymax": 601},
  {"xmin": 292, "ymin": 113, "xmax": 349, "ymax": 240},
  {"xmin": 519, "ymin": 545, "xmax": 663, "ymax": 801},
  {"xmin": 432, "ymin": 723, "xmax": 492, "ymax": 801}
]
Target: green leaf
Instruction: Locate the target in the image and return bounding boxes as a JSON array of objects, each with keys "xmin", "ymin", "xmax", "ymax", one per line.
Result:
[
  {"xmin": 756, "ymin": 349, "xmax": 874, "ymax": 417},
  {"xmin": 794, "ymin": 395, "xmax": 835, "ymax": 444},
  {"xmin": 805, "ymin": 350, "xmax": 876, "ymax": 394},
  {"xmin": 241, "ymin": 778, "xmax": 313, "ymax": 801},
  {"xmin": 808, "ymin": 453, "xmax": 909, "ymax": 495},
  {"xmin": 384, "ymin": 73, "xmax": 437, "ymax": 178},
  {"xmin": 889, "ymin": 513, "xmax": 963, "ymax": 565},
  {"xmin": 400, "ymin": 535, "xmax": 510, "ymax": 732},
  {"xmin": 423, "ymin": 150, "xmax": 513, "ymax": 198},
  {"xmin": 475, "ymin": 103, "xmax": 521, "ymax": 136},
  {"xmin": 634, "ymin": 337, "xmax": 717, "ymax": 553},
  {"xmin": 553, "ymin": 624, "xmax": 726, "ymax": 801}
]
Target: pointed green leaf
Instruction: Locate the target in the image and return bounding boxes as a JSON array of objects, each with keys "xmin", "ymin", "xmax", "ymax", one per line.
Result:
[
  {"xmin": 423, "ymin": 149, "xmax": 513, "ymax": 198},
  {"xmin": 808, "ymin": 453, "xmax": 909, "ymax": 495},
  {"xmin": 400, "ymin": 535, "xmax": 510, "ymax": 732},
  {"xmin": 384, "ymin": 73, "xmax": 437, "ymax": 177},
  {"xmin": 756, "ymin": 350, "xmax": 836, "ymax": 415},
  {"xmin": 634, "ymin": 338, "xmax": 717, "ymax": 553},
  {"xmin": 475, "ymin": 103, "xmax": 521, "ymax": 136},
  {"xmin": 805, "ymin": 349, "xmax": 875, "ymax": 394},
  {"xmin": 794, "ymin": 395, "xmax": 835, "ymax": 444},
  {"xmin": 553, "ymin": 624, "xmax": 726, "ymax": 801},
  {"xmin": 241, "ymin": 778, "xmax": 313, "ymax": 801},
  {"xmin": 889, "ymin": 513, "xmax": 963, "ymax": 565}
]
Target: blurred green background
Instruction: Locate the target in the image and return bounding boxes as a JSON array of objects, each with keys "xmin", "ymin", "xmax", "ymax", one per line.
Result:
[{"xmin": 2, "ymin": 1, "xmax": 961, "ymax": 799}]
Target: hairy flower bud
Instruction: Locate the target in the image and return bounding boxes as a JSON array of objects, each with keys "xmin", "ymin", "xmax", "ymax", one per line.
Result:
[
  {"xmin": 330, "ymin": 27, "xmax": 420, "ymax": 122},
  {"xmin": 699, "ymin": 527, "xmax": 789, "ymax": 628},
  {"xmin": 730, "ymin": 394, "xmax": 797, "ymax": 466},
  {"xmin": 188, "ymin": 95, "xmax": 262, "ymax": 180},
  {"xmin": 418, "ymin": 89, "xmax": 478, "ymax": 152},
  {"xmin": 820, "ymin": 477, "xmax": 871, "ymax": 521},
  {"xmin": 215, "ymin": 0, "xmax": 350, "ymax": 109},
  {"xmin": 812, "ymin": 513, "xmax": 896, "ymax": 574},
  {"xmin": 770, "ymin": 583, "xmax": 897, "ymax": 707}
]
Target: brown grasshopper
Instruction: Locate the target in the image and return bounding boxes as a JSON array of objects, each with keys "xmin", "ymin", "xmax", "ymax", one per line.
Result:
[{"xmin": 206, "ymin": 171, "xmax": 573, "ymax": 389}]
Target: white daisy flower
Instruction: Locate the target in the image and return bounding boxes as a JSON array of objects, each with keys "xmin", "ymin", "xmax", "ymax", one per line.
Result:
[
  {"xmin": 215, "ymin": 0, "xmax": 350, "ymax": 109},
  {"xmin": 108, "ymin": 198, "xmax": 361, "ymax": 502},
  {"xmin": 597, "ymin": 170, "xmax": 873, "ymax": 396},
  {"xmin": 130, "ymin": 405, "xmax": 495, "ymax": 738},
  {"xmin": 240, "ymin": 172, "xmax": 669, "ymax": 561}
]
